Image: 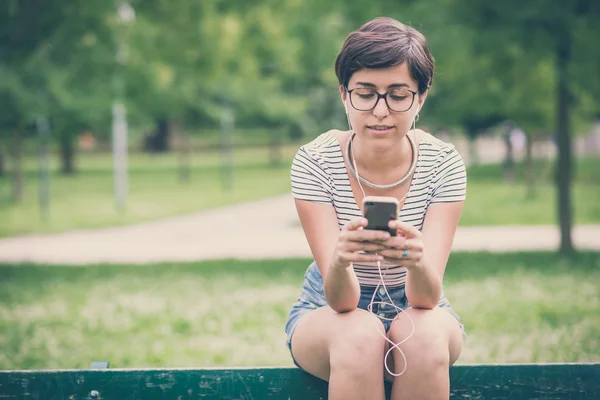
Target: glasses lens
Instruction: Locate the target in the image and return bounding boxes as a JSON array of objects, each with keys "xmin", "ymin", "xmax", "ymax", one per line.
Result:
[
  {"xmin": 350, "ymin": 88, "xmax": 378, "ymax": 111},
  {"xmin": 350, "ymin": 88, "xmax": 414, "ymax": 112},
  {"xmin": 387, "ymin": 88, "xmax": 414, "ymax": 112}
]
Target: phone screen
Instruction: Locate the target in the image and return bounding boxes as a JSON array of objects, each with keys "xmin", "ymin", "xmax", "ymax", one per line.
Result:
[{"xmin": 364, "ymin": 200, "xmax": 398, "ymax": 236}]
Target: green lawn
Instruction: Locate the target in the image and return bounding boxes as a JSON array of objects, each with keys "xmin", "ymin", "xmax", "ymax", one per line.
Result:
[
  {"xmin": 0, "ymin": 145, "xmax": 299, "ymax": 237},
  {"xmin": 462, "ymin": 158, "xmax": 600, "ymax": 225},
  {"xmin": 0, "ymin": 148, "xmax": 598, "ymax": 237},
  {"xmin": 1, "ymin": 252, "xmax": 599, "ymax": 370}
]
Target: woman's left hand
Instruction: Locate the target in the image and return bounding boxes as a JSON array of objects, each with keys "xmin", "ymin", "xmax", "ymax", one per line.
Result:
[{"xmin": 376, "ymin": 220, "xmax": 425, "ymax": 270}]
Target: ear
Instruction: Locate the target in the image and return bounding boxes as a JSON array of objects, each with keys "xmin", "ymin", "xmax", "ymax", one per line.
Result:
[
  {"xmin": 339, "ymin": 85, "xmax": 346, "ymax": 100},
  {"xmin": 339, "ymin": 85, "xmax": 348, "ymax": 112},
  {"xmin": 416, "ymin": 90, "xmax": 428, "ymax": 112}
]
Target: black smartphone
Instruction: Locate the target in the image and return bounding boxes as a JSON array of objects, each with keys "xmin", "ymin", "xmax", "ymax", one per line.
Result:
[{"xmin": 362, "ymin": 196, "xmax": 399, "ymax": 236}]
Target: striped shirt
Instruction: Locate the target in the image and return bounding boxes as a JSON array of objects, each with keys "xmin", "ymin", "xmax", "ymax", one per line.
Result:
[{"xmin": 291, "ymin": 130, "xmax": 467, "ymax": 287}]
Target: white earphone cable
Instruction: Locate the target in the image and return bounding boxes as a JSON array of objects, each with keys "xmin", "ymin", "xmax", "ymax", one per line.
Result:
[{"xmin": 348, "ymin": 115, "xmax": 419, "ymax": 377}]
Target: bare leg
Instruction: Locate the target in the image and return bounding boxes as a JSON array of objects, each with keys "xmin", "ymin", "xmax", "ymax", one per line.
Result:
[
  {"xmin": 387, "ymin": 307, "xmax": 463, "ymax": 400},
  {"xmin": 291, "ymin": 306, "xmax": 389, "ymax": 400}
]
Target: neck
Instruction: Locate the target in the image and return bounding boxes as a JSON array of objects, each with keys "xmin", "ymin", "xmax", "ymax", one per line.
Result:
[{"xmin": 351, "ymin": 132, "xmax": 414, "ymax": 176}]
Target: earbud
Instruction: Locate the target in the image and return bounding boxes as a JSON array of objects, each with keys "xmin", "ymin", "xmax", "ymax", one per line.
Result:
[{"xmin": 345, "ymin": 98, "xmax": 352, "ymax": 130}]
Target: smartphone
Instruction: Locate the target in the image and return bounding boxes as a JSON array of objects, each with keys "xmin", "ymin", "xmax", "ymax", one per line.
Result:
[{"xmin": 362, "ymin": 196, "xmax": 399, "ymax": 236}]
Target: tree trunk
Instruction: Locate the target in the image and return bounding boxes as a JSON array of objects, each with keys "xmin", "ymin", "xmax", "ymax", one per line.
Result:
[
  {"xmin": 145, "ymin": 118, "xmax": 171, "ymax": 153},
  {"xmin": 0, "ymin": 141, "xmax": 5, "ymax": 177},
  {"xmin": 502, "ymin": 125, "xmax": 515, "ymax": 183},
  {"xmin": 555, "ymin": 30, "xmax": 574, "ymax": 254},
  {"xmin": 178, "ymin": 128, "xmax": 191, "ymax": 184},
  {"xmin": 155, "ymin": 118, "xmax": 170, "ymax": 152},
  {"xmin": 60, "ymin": 134, "xmax": 75, "ymax": 174},
  {"xmin": 269, "ymin": 128, "xmax": 282, "ymax": 168},
  {"xmin": 10, "ymin": 130, "xmax": 23, "ymax": 203},
  {"xmin": 524, "ymin": 132, "xmax": 535, "ymax": 198},
  {"xmin": 468, "ymin": 137, "xmax": 478, "ymax": 165}
]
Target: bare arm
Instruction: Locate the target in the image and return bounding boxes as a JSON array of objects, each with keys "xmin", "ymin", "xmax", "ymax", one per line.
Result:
[
  {"xmin": 295, "ymin": 198, "xmax": 390, "ymax": 312},
  {"xmin": 379, "ymin": 201, "xmax": 463, "ymax": 309},
  {"xmin": 409, "ymin": 201, "xmax": 463, "ymax": 308}
]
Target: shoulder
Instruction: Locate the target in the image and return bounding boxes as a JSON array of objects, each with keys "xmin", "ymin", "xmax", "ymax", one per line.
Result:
[
  {"xmin": 295, "ymin": 130, "xmax": 345, "ymax": 163},
  {"xmin": 291, "ymin": 131, "xmax": 343, "ymax": 199},
  {"xmin": 300, "ymin": 130, "xmax": 345, "ymax": 152},
  {"xmin": 414, "ymin": 129, "xmax": 459, "ymax": 157}
]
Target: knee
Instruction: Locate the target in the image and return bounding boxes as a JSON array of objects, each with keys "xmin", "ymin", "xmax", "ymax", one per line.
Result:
[
  {"xmin": 329, "ymin": 311, "xmax": 387, "ymax": 373},
  {"xmin": 408, "ymin": 326, "xmax": 449, "ymax": 370},
  {"xmin": 391, "ymin": 309, "xmax": 450, "ymax": 370}
]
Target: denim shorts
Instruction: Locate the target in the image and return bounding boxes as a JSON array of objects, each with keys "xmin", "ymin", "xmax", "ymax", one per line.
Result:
[{"xmin": 284, "ymin": 261, "xmax": 464, "ymax": 357}]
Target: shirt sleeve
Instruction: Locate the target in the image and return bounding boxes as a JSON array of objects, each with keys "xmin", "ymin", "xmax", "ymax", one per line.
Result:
[
  {"xmin": 430, "ymin": 147, "xmax": 467, "ymax": 204},
  {"xmin": 290, "ymin": 147, "xmax": 332, "ymax": 204}
]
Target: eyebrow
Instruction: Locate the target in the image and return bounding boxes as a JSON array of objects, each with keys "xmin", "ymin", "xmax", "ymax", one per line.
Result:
[{"xmin": 355, "ymin": 82, "xmax": 410, "ymax": 89}]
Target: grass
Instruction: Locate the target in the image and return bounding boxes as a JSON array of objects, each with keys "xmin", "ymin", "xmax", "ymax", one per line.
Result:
[
  {"xmin": 461, "ymin": 182, "xmax": 600, "ymax": 225},
  {"xmin": 461, "ymin": 157, "xmax": 600, "ymax": 225},
  {"xmin": 0, "ymin": 252, "xmax": 599, "ymax": 370},
  {"xmin": 0, "ymin": 146, "xmax": 598, "ymax": 237},
  {"xmin": 0, "ymin": 145, "xmax": 299, "ymax": 237}
]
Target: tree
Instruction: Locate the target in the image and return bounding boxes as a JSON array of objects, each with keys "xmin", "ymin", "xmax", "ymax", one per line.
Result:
[
  {"xmin": 0, "ymin": 142, "xmax": 4, "ymax": 177},
  {"xmin": 0, "ymin": 0, "xmax": 117, "ymax": 184},
  {"xmin": 448, "ymin": 0, "xmax": 600, "ymax": 254}
]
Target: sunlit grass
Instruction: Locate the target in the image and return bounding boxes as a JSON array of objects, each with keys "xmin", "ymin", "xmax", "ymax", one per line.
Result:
[
  {"xmin": 461, "ymin": 182, "xmax": 600, "ymax": 226},
  {"xmin": 0, "ymin": 146, "xmax": 299, "ymax": 237},
  {"xmin": 1, "ymin": 252, "xmax": 598, "ymax": 370}
]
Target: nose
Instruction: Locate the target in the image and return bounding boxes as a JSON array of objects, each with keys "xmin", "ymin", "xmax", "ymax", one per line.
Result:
[{"xmin": 372, "ymin": 95, "xmax": 390, "ymax": 118}]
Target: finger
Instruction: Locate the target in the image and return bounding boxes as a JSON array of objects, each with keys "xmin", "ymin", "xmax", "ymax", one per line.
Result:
[
  {"xmin": 378, "ymin": 248, "xmax": 414, "ymax": 261},
  {"xmin": 379, "ymin": 236, "xmax": 408, "ymax": 249},
  {"xmin": 388, "ymin": 220, "xmax": 421, "ymax": 238},
  {"xmin": 345, "ymin": 217, "xmax": 368, "ymax": 232},
  {"xmin": 353, "ymin": 229, "xmax": 391, "ymax": 243},
  {"xmin": 381, "ymin": 238, "xmax": 424, "ymax": 252},
  {"xmin": 343, "ymin": 241, "xmax": 390, "ymax": 253},
  {"xmin": 339, "ymin": 251, "xmax": 384, "ymax": 263},
  {"xmin": 404, "ymin": 238, "xmax": 424, "ymax": 252}
]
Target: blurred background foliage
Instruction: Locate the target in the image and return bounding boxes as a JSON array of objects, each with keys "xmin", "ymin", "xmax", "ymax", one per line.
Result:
[
  {"xmin": 2, "ymin": 0, "xmax": 598, "ymax": 158},
  {"xmin": 1, "ymin": 0, "xmax": 599, "ymax": 251}
]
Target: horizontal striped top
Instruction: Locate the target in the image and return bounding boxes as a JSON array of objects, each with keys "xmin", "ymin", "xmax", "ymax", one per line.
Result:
[{"xmin": 291, "ymin": 130, "xmax": 467, "ymax": 287}]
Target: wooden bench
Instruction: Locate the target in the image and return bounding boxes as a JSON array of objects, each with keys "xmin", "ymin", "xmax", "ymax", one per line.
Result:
[{"xmin": 0, "ymin": 363, "xmax": 598, "ymax": 399}]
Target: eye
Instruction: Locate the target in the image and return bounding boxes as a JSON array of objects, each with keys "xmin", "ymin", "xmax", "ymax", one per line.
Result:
[
  {"xmin": 389, "ymin": 89, "xmax": 411, "ymax": 100},
  {"xmin": 355, "ymin": 88, "xmax": 375, "ymax": 99}
]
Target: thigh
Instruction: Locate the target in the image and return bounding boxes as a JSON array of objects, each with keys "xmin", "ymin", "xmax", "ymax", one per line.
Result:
[{"xmin": 291, "ymin": 306, "xmax": 386, "ymax": 382}]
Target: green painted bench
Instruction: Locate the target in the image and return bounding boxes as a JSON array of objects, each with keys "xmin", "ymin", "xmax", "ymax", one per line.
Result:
[{"xmin": 0, "ymin": 363, "xmax": 598, "ymax": 399}]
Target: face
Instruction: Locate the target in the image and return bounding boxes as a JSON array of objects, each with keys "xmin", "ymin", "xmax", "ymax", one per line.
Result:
[{"xmin": 340, "ymin": 62, "xmax": 427, "ymax": 140}]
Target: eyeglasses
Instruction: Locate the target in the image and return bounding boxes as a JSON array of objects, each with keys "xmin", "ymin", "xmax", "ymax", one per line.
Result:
[{"xmin": 345, "ymin": 87, "xmax": 417, "ymax": 113}]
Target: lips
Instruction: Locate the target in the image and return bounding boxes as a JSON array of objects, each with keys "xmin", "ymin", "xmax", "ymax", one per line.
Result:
[{"xmin": 368, "ymin": 125, "xmax": 394, "ymax": 131}]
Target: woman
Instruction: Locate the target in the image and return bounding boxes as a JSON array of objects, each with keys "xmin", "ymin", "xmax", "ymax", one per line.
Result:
[{"xmin": 285, "ymin": 17, "xmax": 467, "ymax": 400}]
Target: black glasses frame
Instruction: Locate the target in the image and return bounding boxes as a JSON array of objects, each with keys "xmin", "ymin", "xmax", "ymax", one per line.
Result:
[{"xmin": 345, "ymin": 87, "xmax": 418, "ymax": 113}]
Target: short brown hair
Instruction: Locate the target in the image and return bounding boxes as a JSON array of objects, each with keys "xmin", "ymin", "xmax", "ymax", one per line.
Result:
[{"xmin": 335, "ymin": 17, "xmax": 434, "ymax": 94}]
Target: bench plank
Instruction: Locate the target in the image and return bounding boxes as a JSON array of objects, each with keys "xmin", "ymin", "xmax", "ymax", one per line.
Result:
[{"xmin": 0, "ymin": 364, "xmax": 598, "ymax": 399}]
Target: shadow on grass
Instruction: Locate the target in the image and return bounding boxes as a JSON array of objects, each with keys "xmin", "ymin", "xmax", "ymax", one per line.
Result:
[
  {"xmin": 0, "ymin": 251, "xmax": 598, "ymax": 293},
  {"xmin": 443, "ymin": 251, "xmax": 600, "ymax": 282}
]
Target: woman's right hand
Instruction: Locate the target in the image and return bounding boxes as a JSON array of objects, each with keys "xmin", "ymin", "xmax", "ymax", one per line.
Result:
[{"xmin": 330, "ymin": 217, "xmax": 391, "ymax": 270}]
